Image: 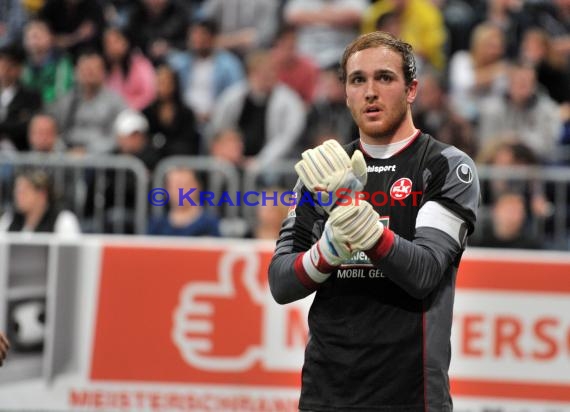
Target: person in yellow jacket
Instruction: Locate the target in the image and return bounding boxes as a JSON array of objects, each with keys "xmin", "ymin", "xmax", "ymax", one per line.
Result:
[{"xmin": 362, "ymin": 0, "xmax": 446, "ymax": 70}]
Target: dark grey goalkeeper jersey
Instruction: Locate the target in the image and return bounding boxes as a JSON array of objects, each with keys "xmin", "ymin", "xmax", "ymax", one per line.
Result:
[{"xmin": 269, "ymin": 133, "xmax": 480, "ymax": 411}]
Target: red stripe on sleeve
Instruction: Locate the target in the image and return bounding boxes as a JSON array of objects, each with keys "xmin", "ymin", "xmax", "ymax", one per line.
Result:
[{"xmin": 365, "ymin": 228, "xmax": 395, "ymax": 261}]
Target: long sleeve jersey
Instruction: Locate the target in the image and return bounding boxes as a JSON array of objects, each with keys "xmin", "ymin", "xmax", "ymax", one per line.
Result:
[{"xmin": 269, "ymin": 132, "xmax": 480, "ymax": 411}]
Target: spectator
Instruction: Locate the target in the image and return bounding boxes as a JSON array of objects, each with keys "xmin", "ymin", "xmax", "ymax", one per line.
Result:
[
  {"xmin": 50, "ymin": 49, "xmax": 126, "ymax": 154},
  {"xmin": 271, "ymin": 24, "xmax": 319, "ymax": 106},
  {"xmin": 0, "ymin": 168, "xmax": 80, "ymax": 235},
  {"xmin": 83, "ymin": 109, "xmax": 158, "ymax": 234},
  {"xmin": 21, "ymin": 18, "xmax": 75, "ymax": 105},
  {"xmin": 0, "ymin": 44, "xmax": 42, "ymax": 152},
  {"xmin": 209, "ymin": 127, "xmax": 245, "ymax": 168},
  {"xmin": 113, "ymin": 109, "xmax": 160, "ymax": 172},
  {"xmin": 284, "ymin": 0, "xmax": 367, "ymax": 69},
  {"xmin": 448, "ymin": 22, "xmax": 508, "ymax": 122},
  {"xmin": 301, "ymin": 62, "xmax": 357, "ymax": 152},
  {"xmin": 209, "ymin": 50, "xmax": 305, "ymax": 169},
  {"xmin": 477, "ymin": 138, "xmax": 552, "ymax": 221},
  {"xmin": 520, "ymin": 28, "xmax": 570, "ymax": 104},
  {"xmin": 477, "ymin": 60, "xmax": 561, "ymax": 162},
  {"xmin": 167, "ymin": 18, "xmax": 244, "ymax": 126},
  {"xmin": 125, "ymin": 0, "xmax": 189, "ymax": 64},
  {"xmin": 413, "ymin": 69, "xmax": 476, "ymax": 157},
  {"xmin": 484, "ymin": 0, "xmax": 531, "ymax": 59},
  {"xmin": 103, "ymin": 26, "xmax": 156, "ymax": 110},
  {"xmin": 143, "ymin": 64, "xmax": 201, "ymax": 158},
  {"xmin": 197, "ymin": 0, "xmax": 280, "ymax": 57},
  {"xmin": 148, "ymin": 167, "xmax": 221, "ymax": 236},
  {"xmin": 524, "ymin": 0, "xmax": 570, "ymax": 57},
  {"xmin": 362, "ymin": 0, "xmax": 447, "ymax": 71},
  {"xmin": 27, "ymin": 112, "xmax": 66, "ymax": 153},
  {"xmin": 38, "ymin": 0, "xmax": 106, "ymax": 60},
  {"xmin": 470, "ymin": 191, "xmax": 541, "ymax": 249}
]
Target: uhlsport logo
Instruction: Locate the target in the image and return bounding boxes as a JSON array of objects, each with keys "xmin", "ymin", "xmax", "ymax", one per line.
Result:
[{"xmin": 456, "ymin": 163, "xmax": 474, "ymax": 184}]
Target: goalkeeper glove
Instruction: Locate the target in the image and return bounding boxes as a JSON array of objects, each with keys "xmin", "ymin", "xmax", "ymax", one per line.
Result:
[
  {"xmin": 294, "ymin": 139, "xmax": 367, "ymax": 213},
  {"xmin": 298, "ymin": 219, "xmax": 353, "ymax": 286},
  {"xmin": 329, "ymin": 201, "xmax": 385, "ymax": 252}
]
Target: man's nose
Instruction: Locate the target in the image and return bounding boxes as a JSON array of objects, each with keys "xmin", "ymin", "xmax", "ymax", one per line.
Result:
[{"xmin": 365, "ymin": 81, "xmax": 378, "ymax": 101}]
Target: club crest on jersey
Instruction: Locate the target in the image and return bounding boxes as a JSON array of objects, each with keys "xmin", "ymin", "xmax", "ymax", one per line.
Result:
[
  {"xmin": 390, "ymin": 177, "xmax": 413, "ymax": 200},
  {"xmin": 456, "ymin": 163, "xmax": 473, "ymax": 184}
]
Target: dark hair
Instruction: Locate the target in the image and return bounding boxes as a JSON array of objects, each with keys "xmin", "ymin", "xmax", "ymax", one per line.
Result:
[
  {"xmin": 16, "ymin": 168, "xmax": 55, "ymax": 203},
  {"xmin": 0, "ymin": 42, "xmax": 26, "ymax": 65},
  {"xmin": 156, "ymin": 63, "xmax": 185, "ymax": 104},
  {"xmin": 339, "ymin": 31, "xmax": 416, "ymax": 85},
  {"xmin": 191, "ymin": 18, "xmax": 219, "ymax": 36},
  {"xmin": 103, "ymin": 26, "xmax": 135, "ymax": 77}
]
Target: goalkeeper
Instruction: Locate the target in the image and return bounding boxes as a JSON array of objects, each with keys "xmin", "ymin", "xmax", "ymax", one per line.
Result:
[{"xmin": 269, "ymin": 31, "xmax": 479, "ymax": 412}]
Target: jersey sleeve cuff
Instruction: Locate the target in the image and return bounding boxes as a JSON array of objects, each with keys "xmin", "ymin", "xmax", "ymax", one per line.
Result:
[
  {"xmin": 294, "ymin": 251, "xmax": 332, "ymax": 290},
  {"xmin": 365, "ymin": 227, "xmax": 395, "ymax": 261}
]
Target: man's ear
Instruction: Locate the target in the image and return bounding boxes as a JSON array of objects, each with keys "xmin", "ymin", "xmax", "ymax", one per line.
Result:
[{"xmin": 406, "ymin": 79, "xmax": 418, "ymax": 104}]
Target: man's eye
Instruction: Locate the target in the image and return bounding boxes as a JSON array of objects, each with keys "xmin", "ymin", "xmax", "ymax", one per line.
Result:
[
  {"xmin": 379, "ymin": 74, "xmax": 392, "ymax": 82},
  {"xmin": 352, "ymin": 77, "xmax": 364, "ymax": 84}
]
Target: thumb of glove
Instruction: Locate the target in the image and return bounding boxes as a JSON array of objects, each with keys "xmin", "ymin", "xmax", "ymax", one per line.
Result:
[{"xmin": 351, "ymin": 150, "xmax": 367, "ymax": 188}]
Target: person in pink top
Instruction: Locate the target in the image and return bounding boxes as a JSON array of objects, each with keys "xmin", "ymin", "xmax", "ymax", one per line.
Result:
[{"xmin": 103, "ymin": 26, "xmax": 156, "ymax": 110}]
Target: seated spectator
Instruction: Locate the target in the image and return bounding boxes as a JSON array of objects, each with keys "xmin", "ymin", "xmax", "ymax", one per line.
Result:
[
  {"xmin": 38, "ymin": 0, "xmax": 106, "ymax": 60},
  {"xmin": 113, "ymin": 109, "xmax": 160, "ymax": 172},
  {"xmin": 27, "ymin": 112, "xmax": 66, "ymax": 153},
  {"xmin": 448, "ymin": 22, "xmax": 508, "ymax": 122},
  {"xmin": 210, "ymin": 127, "xmax": 244, "ymax": 169},
  {"xmin": 83, "ymin": 109, "xmax": 158, "ymax": 234},
  {"xmin": 21, "ymin": 18, "xmax": 74, "ymax": 105},
  {"xmin": 477, "ymin": 60, "xmax": 561, "ymax": 162},
  {"xmin": 167, "ymin": 18, "xmax": 244, "ymax": 127},
  {"xmin": 284, "ymin": 0, "xmax": 367, "ymax": 69},
  {"xmin": 148, "ymin": 167, "xmax": 221, "ymax": 237},
  {"xmin": 103, "ymin": 26, "xmax": 157, "ymax": 111},
  {"xmin": 49, "ymin": 49, "xmax": 127, "ymax": 155},
  {"xmin": 469, "ymin": 191, "xmax": 541, "ymax": 249},
  {"xmin": 477, "ymin": 138, "xmax": 552, "ymax": 221},
  {"xmin": 300, "ymin": 62, "xmax": 357, "ymax": 152},
  {"xmin": 197, "ymin": 0, "xmax": 280, "ymax": 57},
  {"xmin": 519, "ymin": 28, "xmax": 570, "ymax": 104},
  {"xmin": 0, "ymin": 168, "xmax": 80, "ymax": 235},
  {"xmin": 143, "ymin": 64, "xmax": 201, "ymax": 158},
  {"xmin": 209, "ymin": 50, "xmax": 305, "ymax": 169},
  {"xmin": 413, "ymin": 69, "xmax": 476, "ymax": 157},
  {"xmin": 0, "ymin": 43, "xmax": 42, "ymax": 152},
  {"xmin": 125, "ymin": 0, "xmax": 189, "ymax": 64},
  {"xmin": 271, "ymin": 24, "xmax": 319, "ymax": 106}
]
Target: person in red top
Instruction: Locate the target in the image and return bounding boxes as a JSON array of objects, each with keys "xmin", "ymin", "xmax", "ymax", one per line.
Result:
[{"xmin": 271, "ymin": 24, "xmax": 319, "ymax": 106}]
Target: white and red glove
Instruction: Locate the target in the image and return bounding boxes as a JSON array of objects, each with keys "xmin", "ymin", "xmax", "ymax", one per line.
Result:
[
  {"xmin": 294, "ymin": 139, "xmax": 367, "ymax": 213},
  {"xmin": 329, "ymin": 201, "xmax": 395, "ymax": 261},
  {"xmin": 295, "ymin": 219, "xmax": 352, "ymax": 288}
]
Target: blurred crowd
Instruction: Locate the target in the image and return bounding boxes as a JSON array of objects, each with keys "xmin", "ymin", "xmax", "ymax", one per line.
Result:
[{"xmin": 0, "ymin": 0, "xmax": 569, "ymax": 248}]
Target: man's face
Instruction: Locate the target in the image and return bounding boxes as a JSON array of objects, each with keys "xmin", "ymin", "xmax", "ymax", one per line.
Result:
[
  {"xmin": 345, "ymin": 46, "xmax": 416, "ymax": 141},
  {"xmin": 76, "ymin": 54, "xmax": 106, "ymax": 89},
  {"xmin": 24, "ymin": 22, "xmax": 53, "ymax": 55},
  {"xmin": 0, "ymin": 57, "xmax": 22, "ymax": 87},
  {"xmin": 29, "ymin": 116, "xmax": 58, "ymax": 152},
  {"xmin": 508, "ymin": 66, "xmax": 536, "ymax": 106},
  {"xmin": 189, "ymin": 26, "xmax": 214, "ymax": 56}
]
